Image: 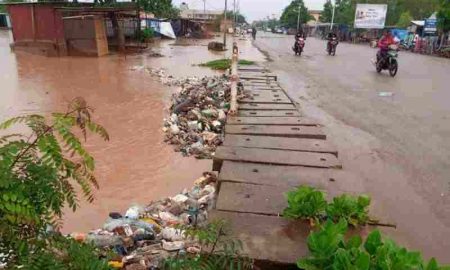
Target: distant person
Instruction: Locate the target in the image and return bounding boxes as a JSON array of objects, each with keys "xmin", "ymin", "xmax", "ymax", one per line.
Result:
[{"xmin": 252, "ymin": 27, "xmax": 257, "ymax": 40}]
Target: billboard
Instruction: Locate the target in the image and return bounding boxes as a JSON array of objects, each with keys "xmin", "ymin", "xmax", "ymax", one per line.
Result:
[{"xmin": 354, "ymin": 4, "xmax": 388, "ymax": 29}]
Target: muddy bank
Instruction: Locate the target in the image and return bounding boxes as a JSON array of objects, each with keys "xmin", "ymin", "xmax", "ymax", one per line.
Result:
[{"xmin": 0, "ymin": 30, "xmax": 265, "ymax": 233}]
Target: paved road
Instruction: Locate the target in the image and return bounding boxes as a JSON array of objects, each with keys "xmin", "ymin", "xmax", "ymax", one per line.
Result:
[{"xmin": 254, "ymin": 33, "xmax": 450, "ymax": 262}]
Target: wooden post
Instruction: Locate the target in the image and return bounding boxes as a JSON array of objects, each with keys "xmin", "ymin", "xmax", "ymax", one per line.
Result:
[{"xmin": 229, "ymin": 42, "xmax": 239, "ymax": 115}]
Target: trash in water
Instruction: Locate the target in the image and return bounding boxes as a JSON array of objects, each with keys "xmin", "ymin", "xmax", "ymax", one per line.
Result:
[
  {"xmin": 68, "ymin": 172, "xmax": 218, "ymax": 268},
  {"xmin": 156, "ymin": 72, "xmax": 246, "ymax": 159}
]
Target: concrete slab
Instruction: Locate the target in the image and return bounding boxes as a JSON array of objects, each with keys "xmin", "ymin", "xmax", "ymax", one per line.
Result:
[
  {"xmin": 244, "ymin": 91, "xmax": 289, "ymax": 99},
  {"xmin": 219, "ymin": 161, "xmax": 365, "ymax": 193},
  {"xmin": 223, "ymin": 135, "xmax": 338, "ymax": 156},
  {"xmin": 227, "ymin": 116, "xmax": 318, "ymax": 126},
  {"xmin": 238, "ymin": 103, "xmax": 297, "ymax": 110},
  {"xmin": 216, "ymin": 182, "xmax": 288, "ymax": 215},
  {"xmin": 208, "ymin": 210, "xmax": 374, "ymax": 266},
  {"xmin": 238, "ymin": 110, "xmax": 300, "ymax": 117},
  {"xmin": 240, "ymin": 76, "xmax": 277, "ymax": 81},
  {"xmin": 214, "ymin": 146, "xmax": 341, "ymax": 168},
  {"xmin": 239, "ymin": 96, "xmax": 292, "ymax": 104},
  {"xmin": 243, "ymin": 89, "xmax": 283, "ymax": 95},
  {"xmin": 225, "ymin": 125, "xmax": 326, "ymax": 139},
  {"xmin": 209, "ymin": 210, "xmax": 310, "ymax": 264}
]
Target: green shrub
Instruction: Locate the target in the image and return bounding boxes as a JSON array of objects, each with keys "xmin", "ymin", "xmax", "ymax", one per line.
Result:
[
  {"xmin": 199, "ymin": 59, "xmax": 255, "ymax": 70},
  {"xmin": 326, "ymin": 194, "xmax": 371, "ymax": 226},
  {"xmin": 0, "ymin": 97, "xmax": 109, "ymax": 267},
  {"xmin": 283, "ymin": 186, "xmax": 371, "ymax": 227},
  {"xmin": 283, "ymin": 186, "xmax": 327, "ymax": 222},
  {"xmin": 141, "ymin": 27, "xmax": 155, "ymax": 41},
  {"xmin": 298, "ymin": 219, "xmax": 450, "ymax": 270}
]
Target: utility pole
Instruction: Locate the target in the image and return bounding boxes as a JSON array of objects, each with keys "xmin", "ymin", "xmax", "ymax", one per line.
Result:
[
  {"xmin": 296, "ymin": 1, "xmax": 301, "ymax": 31},
  {"xmin": 223, "ymin": 0, "xmax": 228, "ymax": 47},
  {"xmin": 233, "ymin": 0, "xmax": 237, "ymax": 32},
  {"xmin": 203, "ymin": 0, "xmax": 206, "ymax": 14},
  {"xmin": 331, "ymin": 0, "xmax": 336, "ymax": 31}
]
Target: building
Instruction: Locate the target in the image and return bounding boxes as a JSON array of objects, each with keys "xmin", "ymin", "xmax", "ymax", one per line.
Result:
[
  {"xmin": 308, "ymin": 10, "xmax": 322, "ymax": 24},
  {"xmin": 180, "ymin": 9, "xmax": 222, "ymax": 22},
  {"xmin": 4, "ymin": 2, "xmax": 139, "ymax": 57}
]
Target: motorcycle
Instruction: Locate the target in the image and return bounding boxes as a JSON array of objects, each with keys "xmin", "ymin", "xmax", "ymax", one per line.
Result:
[
  {"xmin": 376, "ymin": 44, "xmax": 399, "ymax": 77},
  {"xmin": 293, "ymin": 38, "xmax": 305, "ymax": 56},
  {"xmin": 327, "ymin": 37, "xmax": 338, "ymax": 56}
]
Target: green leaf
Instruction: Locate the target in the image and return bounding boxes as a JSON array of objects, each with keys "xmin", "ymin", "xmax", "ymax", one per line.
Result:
[
  {"xmin": 364, "ymin": 230, "xmax": 382, "ymax": 255},
  {"xmin": 282, "ymin": 186, "xmax": 327, "ymax": 219},
  {"xmin": 332, "ymin": 249, "xmax": 353, "ymax": 270},
  {"xmin": 307, "ymin": 219, "xmax": 347, "ymax": 260},
  {"xmin": 426, "ymin": 258, "xmax": 439, "ymax": 270},
  {"xmin": 346, "ymin": 235, "xmax": 362, "ymax": 249},
  {"xmin": 354, "ymin": 252, "xmax": 370, "ymax": 270},
  {"xmin": 297, "ymin": 258, "xmax": 321, "ymax": 270},
  {"xmin": 357, "ymin": 195, "xmax": 371, "ymax": 208}
]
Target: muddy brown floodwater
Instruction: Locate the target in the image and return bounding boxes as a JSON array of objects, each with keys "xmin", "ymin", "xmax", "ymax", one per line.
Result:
[{"xmin": 0, "ymin": 31, "xmax": 265, "ymax": 233}]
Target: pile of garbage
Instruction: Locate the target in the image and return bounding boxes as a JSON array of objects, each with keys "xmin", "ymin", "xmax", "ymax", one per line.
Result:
[
  {"xmin": 162, "ymin": 75, "xmax": 235, "ymax": 159},
  {"xmin": 71, "ymin": 172, "xmax": 217, "ymax": 270}
]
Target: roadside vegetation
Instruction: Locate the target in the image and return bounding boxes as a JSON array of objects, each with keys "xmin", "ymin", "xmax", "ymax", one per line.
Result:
[
  {"xmin": 282, "ymin": 186, "xmax": 450, "ymax": 269},
  {"xmin": 0, "ymin": 97, "xmax": 111, "ymax": 268},
  {"xmin": 199, "ymin": 59, "xmax": 255, "ymax": 70}
]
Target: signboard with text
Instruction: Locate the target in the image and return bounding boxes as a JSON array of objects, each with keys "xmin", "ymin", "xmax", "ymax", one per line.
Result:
[
  {"xmin": 354, "ymin": 4, "xmax": 388, "ymax": 29},
  {"xmin": 424, "ymin": 19, "xmax": 437, "ymax": 33}
]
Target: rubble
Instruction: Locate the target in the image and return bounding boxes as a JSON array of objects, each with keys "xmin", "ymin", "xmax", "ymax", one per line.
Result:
[
  {"xmin": 156, "ymin": 72, "xmax": 242, "ymax": 159},
  {"xmin": 70, "ymin": 172, "xmax": 218, "ymax": 269}
]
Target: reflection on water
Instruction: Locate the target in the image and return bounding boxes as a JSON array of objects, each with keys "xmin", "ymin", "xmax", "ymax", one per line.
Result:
[{"xmin": 0, "ymin": 30, "xmax": 265, "ymax": 233}]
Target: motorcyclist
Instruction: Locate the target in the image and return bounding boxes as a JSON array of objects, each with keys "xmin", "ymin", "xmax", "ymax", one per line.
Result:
[
  {"xmin": 294, "ymin": 30, "xmax": 305, "ymax": 51},
  {"xmin": 377, "ymin": 30, "xmax": 397, "ymax": 62},
  {"xmin": 326, "ymin": 31, "xmax": 338, "ymax": 51}
]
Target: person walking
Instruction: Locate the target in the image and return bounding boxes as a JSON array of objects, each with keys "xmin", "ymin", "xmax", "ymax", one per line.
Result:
[{"xmin": 252, "ymin": 27, "xmax": 257, "ymax": 40}]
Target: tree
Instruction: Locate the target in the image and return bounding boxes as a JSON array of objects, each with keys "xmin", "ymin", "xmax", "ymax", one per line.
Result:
[
  {"xmin": 320, "ymin": 0, "xmax": 333, "ymax": 23},
  {"xmin": 138, "ymin": 0, "xmax": 180, "ymax": 18},
  {"xmin": 280, "ymin": 0, "xmax": 312, "ymax": 29},
  {"xmin": 223, "ymin": 11, "xmax": 247, "ymax": 24},
  {"xmin": 0, "ymin": 97, "xmax": 109, "ymax": 266},
  {"xmin": 437, "ymin": 0, "xmax": 450, "ymax": 32},
  {"xmin": 397, "ymin": 11, "xmax": 413, "ymax": 27}
]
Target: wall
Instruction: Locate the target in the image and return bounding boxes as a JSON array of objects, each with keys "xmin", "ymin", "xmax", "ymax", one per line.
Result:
[
  {"xmin": 63, "ymin": 16, "xmax": 108, "ymax": 57},
  {"xmin": 7, "ymin": 4, "xmax": 67, "ymax": 56}
]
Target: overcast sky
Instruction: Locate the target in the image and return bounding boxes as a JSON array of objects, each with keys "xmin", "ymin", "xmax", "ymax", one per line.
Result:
[{"xmin": 173, "ymin": 0, "xmax": 326, "ymax": 22}]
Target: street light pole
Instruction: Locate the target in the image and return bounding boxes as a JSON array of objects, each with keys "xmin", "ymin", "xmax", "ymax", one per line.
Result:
[
  {"xmin": 331, "ymin": 0, "xmax": 336, "ymax": 31},
  {"xmin": 203, "ymin": 0, "xmax": 206, "ymax": 14},
  {"xmin": 223, "ymin": 0, "xmax": 228, "ymax": 47},
  {"xmin": 296, "ymin": 2, "xmax": 301, "ymax": 31}
]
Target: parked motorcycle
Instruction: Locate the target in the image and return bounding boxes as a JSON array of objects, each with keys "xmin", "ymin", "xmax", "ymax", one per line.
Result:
[
  {"xmin": 293, "ymin": 38, "xmax": 305, "ymax": 56},
  {"xmin": 376, "ymin": 44, "xmax": 399, "ymax": 77},
  {"xmin": 328, "ymin": 37, "xmax": 338, "ymax": 56}
]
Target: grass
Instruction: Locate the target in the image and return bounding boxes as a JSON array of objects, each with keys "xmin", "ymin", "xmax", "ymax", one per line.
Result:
[{"xmin": 199, "ymin": 59, "xmax": 255, "ymax": 70}]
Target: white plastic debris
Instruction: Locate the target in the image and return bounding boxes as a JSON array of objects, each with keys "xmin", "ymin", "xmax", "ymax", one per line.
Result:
[
  {"xmin": 161, "ymin": 227, "xmax": 185, "ymax": 241},
  {"xmin": 162, "ymin": 240, "xmax": 185, "ymax": 251},
  {"xmin": 125, "ymin": 206, "xmax": 141, "ymax": 220},
  {"xmin": 171, "ymin": 194, "xmax": 189, "ymax": 204}
]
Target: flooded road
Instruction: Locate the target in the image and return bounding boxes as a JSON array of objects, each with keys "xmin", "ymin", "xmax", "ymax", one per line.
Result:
[
  {"xmin": 0, "ymin": 30, "xmax": 264, "ymax": 233},
  {"xmin": 255, "ymin": 33, "xmax": 450, "ymax": 262}
]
